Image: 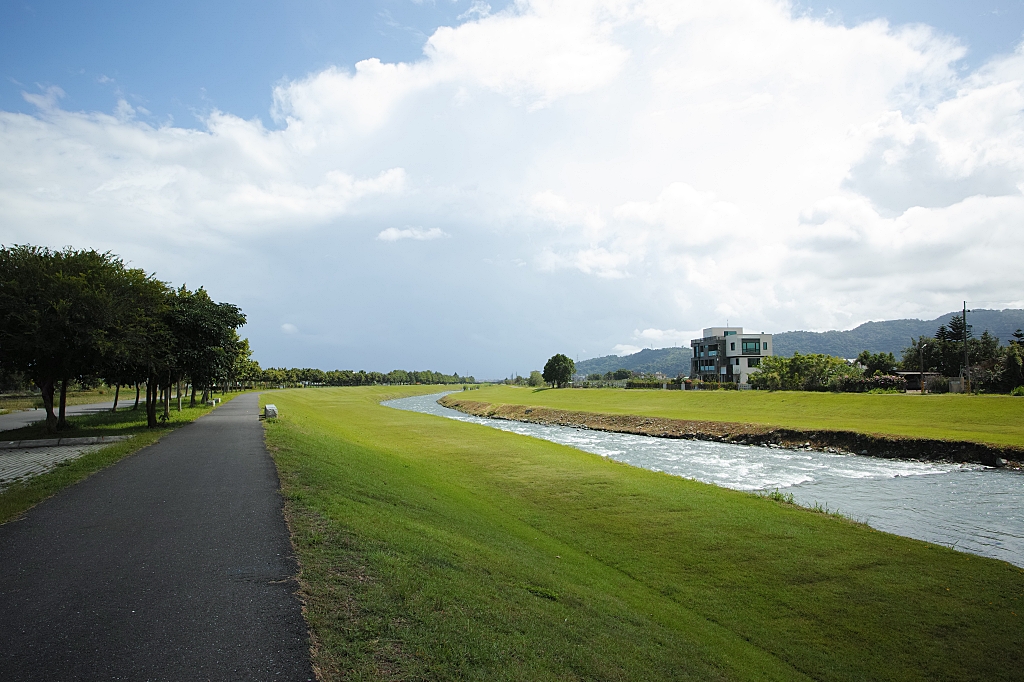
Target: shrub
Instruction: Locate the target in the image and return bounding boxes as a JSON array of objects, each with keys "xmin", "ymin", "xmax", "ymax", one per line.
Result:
[
  {"xmin": 833, "ymin": 374, "xmax": 907, "ymax": 393},
  {"xmin": 625, "ymin": 379, "xmax": 666, "ymax": 389},
  {"xmin": 925, "ymin": 375, "xmax": 949, "ymax": 393},
  {"xmin": 1011, "ymin": 386, "xmax": 1024, "ymax": 397}
]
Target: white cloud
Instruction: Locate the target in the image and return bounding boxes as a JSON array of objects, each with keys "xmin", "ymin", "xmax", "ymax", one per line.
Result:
[
  {"xmin": 281, "ymin": 323, "xmax": 299, "ymax": 334},
  {"xmin": 377, "ymin": 226, "xmax": 450, "ymax": 241},
  {"xmin": 4, "ymin": 0, "xmax": 1024, "ymax": 373}
]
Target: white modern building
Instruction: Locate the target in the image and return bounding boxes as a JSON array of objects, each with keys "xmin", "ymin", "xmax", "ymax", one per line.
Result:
[{"xmin": 690, "ymin": 327, "xmax": 773, "ymax": 385}]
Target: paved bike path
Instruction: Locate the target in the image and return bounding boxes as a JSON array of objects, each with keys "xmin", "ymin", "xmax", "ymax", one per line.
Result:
[{"xmin": 0, "ymin": 393, "xmax": 312, "ymax": 680}]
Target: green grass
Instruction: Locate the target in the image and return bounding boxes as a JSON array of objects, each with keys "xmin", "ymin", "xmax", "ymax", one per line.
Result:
[
  {"xmin": 264, "ymin": 386, "xmax": 1024, "ymax": 681},
  {"xmin": 0, "ymin": 388, "xmax": 118, "ymax": 414},
  {"xmin": 0, "ymin": 398, "xmax": 218, "ymax": 524},
  {"xmin": 465, "ymin": 385, "xmax": 1024, "ymax": 448}
]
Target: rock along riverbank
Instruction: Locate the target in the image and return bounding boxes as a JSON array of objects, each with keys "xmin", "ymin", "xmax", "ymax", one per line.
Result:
[{"xmin": 438, "ymin": 396, "xmax": 1024, "ymax": 469}]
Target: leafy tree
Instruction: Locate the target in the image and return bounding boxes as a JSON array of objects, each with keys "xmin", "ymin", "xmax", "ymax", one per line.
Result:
[
  {"xmin": 749, "ymin": 353, "xmax": 860, "ymax": 391},
  {"xmin": 1003, "ymin": 344, "xmax": 1024, "ymax": 391},
  {"xmin": 542, "ymin": 354, "xmax": 575, "ymax": 388},
  {"xmin": 170, "ymin": 286, "xmax": 246, "ymax": 407},
  {"xmin": 527, "ymin": 370, "xmax": 543, "ymax": 387},
  {"xmin": 0, "ymin": 246, "xmax": 131, "ymax": 431},
  {"xmin": 856, "ymin": 350, "xmax": 897, "ymax": 376}
]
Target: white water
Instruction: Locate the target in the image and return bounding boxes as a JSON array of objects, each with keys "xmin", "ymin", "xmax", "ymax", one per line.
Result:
[{"xmin": 384, "ymin": 392, "xmax": 1024, "ymax": 567}]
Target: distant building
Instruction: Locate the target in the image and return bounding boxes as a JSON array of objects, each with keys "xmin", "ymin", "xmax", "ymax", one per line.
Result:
[{"xmin": 690, "ymin": 327, "xmax": 773, "ymax": 385}]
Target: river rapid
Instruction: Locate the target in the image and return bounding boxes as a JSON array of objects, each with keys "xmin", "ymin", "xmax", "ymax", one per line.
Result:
[{"xmin": 384, "ymin": 392, "xmax": 1024, "ymax": 567}]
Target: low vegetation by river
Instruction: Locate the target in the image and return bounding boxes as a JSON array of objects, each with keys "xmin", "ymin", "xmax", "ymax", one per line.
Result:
[
  {"xmin": 467, "ymin": 385, "xmax": 1024, "ymax": 448},
  {"xmin": 263, "ymin": 386, "xmax": 1024, "ymax": 681}
]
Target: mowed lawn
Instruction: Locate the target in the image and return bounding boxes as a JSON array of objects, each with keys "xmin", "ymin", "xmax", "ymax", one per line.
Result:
[
  {"xmin": 264, "ymin": 386, "xmax": 1024, "ymax": 681},
  {"xmin": 467, "ymin": 385, "xmax": 1024, "ymax": 448}
]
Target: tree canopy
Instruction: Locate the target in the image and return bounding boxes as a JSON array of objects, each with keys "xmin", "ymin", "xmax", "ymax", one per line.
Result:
[
  {"xmin": 0, "ymin": 245, "xmax": 247, "ymax": 430},
  {"xmin": 542, "ymin": 354, "xmax": 575, "ymax": 388}
]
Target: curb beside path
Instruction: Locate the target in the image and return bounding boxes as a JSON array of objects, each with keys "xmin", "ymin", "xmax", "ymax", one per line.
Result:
[{"xmin": 0, "ymin": 393, "xmax": 312, "ymax": 681}]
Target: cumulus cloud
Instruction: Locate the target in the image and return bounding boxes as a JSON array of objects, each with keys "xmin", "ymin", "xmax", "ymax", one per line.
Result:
[
  {"xmin": 4, "ymin": 0, "xmax": 1024, "ymax": 372},
  {"xmin": 377, "ymin": 226, "xmax": 450, "ymax": 241}
]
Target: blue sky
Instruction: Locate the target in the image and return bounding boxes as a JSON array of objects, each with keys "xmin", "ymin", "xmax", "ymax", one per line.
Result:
[
  {"xmin": 3, "ymin": 1, "xmax": 1024, "ymax": 377},
  {"xmin": 5, "ymin": 1, "xmax": 1022, "ymax": 126}
]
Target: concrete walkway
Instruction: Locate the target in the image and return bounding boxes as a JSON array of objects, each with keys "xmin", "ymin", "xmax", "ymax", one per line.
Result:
[{"xmin": 0, "ymin": 393, "xmax": 312, "ymax": 681}]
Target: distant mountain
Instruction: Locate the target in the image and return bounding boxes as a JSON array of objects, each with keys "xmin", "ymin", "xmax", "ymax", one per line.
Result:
[
  {"xmin": 576, "ymin": 347, "xmax": 692, "ymax": 377},
  {"xmin": 773, "ymin": 309, "xmax": 1024, "ymax": 358}
]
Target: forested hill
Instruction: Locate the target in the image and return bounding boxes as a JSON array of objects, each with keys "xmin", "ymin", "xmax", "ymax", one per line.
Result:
[
  {"xmin": 773, "ymin": 309, "xmax": 1024, "ymax": 358},
  {"xmin": 576, "ymin": 347, "xmax": 692, "ymax": 377}
]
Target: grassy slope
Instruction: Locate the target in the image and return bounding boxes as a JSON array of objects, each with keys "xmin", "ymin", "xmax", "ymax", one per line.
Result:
[
  {"xmin": 467, "ymin": 385, "xmax": 1024, "ymax": 448},
  {"xmin": 264, "ymin": 387, "xmax": 1024, "ymax": 681},
  {"xmin": 0, "ymin": 399, "xmax": 217, "ymax": 524}
]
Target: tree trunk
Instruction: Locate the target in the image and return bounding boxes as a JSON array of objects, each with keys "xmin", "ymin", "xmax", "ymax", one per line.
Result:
[
  {"xmin": 146, "ymin": 376, "xmax": 158, "ymax": 428},
  {"xmin": 111, "ymin": 384, "xmax": 120, "ymax": 412},
  {"xmin": 133, "ymin": 382, "xmax": 141, "ymax": 410},
  {"xmin": 201, "ymin": 386, "xmax": 209, "ymax": 404},
  {"xmin": 190, "ymin": 384, "xmax": 196, "ymax": 408},
  {"xmin": 177, "ymin": 380, "xmax": 182, "ymax": 412},
  {"xmin": 57, "ymin": 378, "xmax": 69, "ymax": 430},
  {"xmin": 163, "ymin": 373, "xmax": 170, "ymax": 421},
  {"xmin": 36, "ymin": 378, "xmax": 57, "ymax": 432}
]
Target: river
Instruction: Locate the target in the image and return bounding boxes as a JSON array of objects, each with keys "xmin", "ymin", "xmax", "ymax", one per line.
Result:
[{"xmin": 384, "ymin": 392, "xmax": 1024, "ymax": 567}]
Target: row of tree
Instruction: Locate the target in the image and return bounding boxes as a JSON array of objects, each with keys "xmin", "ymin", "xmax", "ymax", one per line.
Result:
[
  {"xmin": 747, "ymin": 314, "xmax": 1024, "ymax": 393},
  {"xmin": 899, "ymin": 314, "xmax": 1024, "ymax": 392},
  {"xmin": 0, "ymin": 245, "xmax": 248, "ymax": 431},
  {"xmin": 248, "ymin": 367, "xmax": 474, "ymax": 387}
]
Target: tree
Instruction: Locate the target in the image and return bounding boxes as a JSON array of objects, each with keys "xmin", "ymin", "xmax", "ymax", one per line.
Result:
[
  {"xmin": 542, "ymin": 354, "xmax": 575, "ymax": 388},
  {"xmin": 169, "ymin": 286, "xmax": 246, "ymax": 408},
  {"xmin": 1002, "ymin": 344, "xmax": 1024, "ymax": 391},
  {"xmin": 748, "ymin": 353, "xmax": 859, "ymax": 391},
  {"xmin": 856, "ymin": 350, "xmax": 897, "ymax": 376},
  {"xmin": 527, "ymin": 370, "xmax": 543, "ymax": 387},
  {"xmin": 0, "ymin": 246, "xmax": 132, "ymax": 431}
]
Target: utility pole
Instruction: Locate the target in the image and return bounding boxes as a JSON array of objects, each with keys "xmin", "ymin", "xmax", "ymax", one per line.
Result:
[
  {"xmin": 963, "ymin": 301, "xmax": 971, "ymax": 393},
  {"xmin": 919, "ymin": 341, "xmax": 927, "ymax": 394}
]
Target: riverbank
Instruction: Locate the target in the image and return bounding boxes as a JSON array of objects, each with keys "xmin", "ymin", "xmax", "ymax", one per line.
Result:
[
  {"xmin": 440, "ymin": 387, "xmax": 1024, "ymax": 467},
  {"xmin": 264, "ymin": 386, "xmax": 1024, "ymax": 680}
]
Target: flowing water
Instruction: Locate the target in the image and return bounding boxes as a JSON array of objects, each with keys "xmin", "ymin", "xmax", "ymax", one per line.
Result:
[{"xmin": 384, "ymin": 392, "xmax": 1024, "ymax": 567}]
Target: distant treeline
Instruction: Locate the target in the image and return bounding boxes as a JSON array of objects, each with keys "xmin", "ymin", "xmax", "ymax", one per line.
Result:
[{"xmin": 255, "ymin": 367, "xmax": 474, "ymax": 387}]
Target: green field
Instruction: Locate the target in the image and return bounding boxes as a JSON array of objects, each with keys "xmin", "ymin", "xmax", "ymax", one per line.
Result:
[
  {"xmin": 263, "ymin": 386, "xmax": 1024, "ymax": 681},
  {"xmin": 0, "ymin": 388, "xmax": 119, "ymax": 414},
  {"xmin": 463, "ymin": 385, "xmax": 1024, "ymax": 448},
  {"xmin": 0, "ymin": 400, "xmax": 216, "ymax": 524}
]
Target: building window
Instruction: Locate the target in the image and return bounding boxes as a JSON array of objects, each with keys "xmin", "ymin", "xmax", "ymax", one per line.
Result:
[
  {"xmin": 730, "ymin": 342, "xmax": 735, "ymax": 350},
  {"xmin": 763, "ymin": 342, "xmax": 768, "ymax": 351},
  {"xmin": 724, "ymin": 331, "xmax": 736, "ymax": 336},
  {"xmin": 742, "ymin": 339, "xmax": 760, "ymax": 354},
  {"xmin": 748, "ymin": 357, "xmax": 761, "ymax": 367}
]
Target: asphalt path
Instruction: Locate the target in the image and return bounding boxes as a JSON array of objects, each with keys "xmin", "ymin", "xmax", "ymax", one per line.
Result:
[
  {"xmin": 0, "ymin": 401, "xmax": 116, "ymax": 432},
  {"xmin": 0, "ymin": 392, "xmax": 312, "ymax": 681}
]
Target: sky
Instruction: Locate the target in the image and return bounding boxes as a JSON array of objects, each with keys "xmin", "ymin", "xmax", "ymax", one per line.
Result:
[{"xmin": 3, "ymin": 0, "xmax": 1024, "ymax": 377}]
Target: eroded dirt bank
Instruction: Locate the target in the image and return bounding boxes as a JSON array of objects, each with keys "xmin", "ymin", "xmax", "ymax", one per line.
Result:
[{"xmin": 439, "ymin": 396, "xmax": 1024, "ymax": 468}]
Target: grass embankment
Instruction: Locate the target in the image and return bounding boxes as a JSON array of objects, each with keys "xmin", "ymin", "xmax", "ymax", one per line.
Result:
[
  {"xmin": 0, "ymin": 399, "xmax": 217, "ymax": 524},
  {"xmin": 464, "ymin": 385, "xmax": 1024, "ymax": 448},
  {"xmin": 264, "ymin": 386, "xmax": 1024, "ymax": 681},
  {"xmin": 0, "ymin": 388, "xmax": 118, "ymax": 414}
]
